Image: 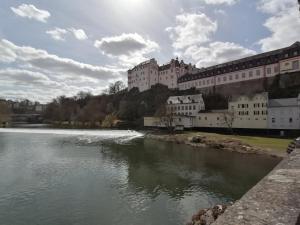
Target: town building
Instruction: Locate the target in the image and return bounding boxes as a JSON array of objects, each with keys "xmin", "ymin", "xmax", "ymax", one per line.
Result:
[
  {"xmin": 268, "ymin": 95, "xmax": 300, "ymax": 130},
  {"xmin": 166, "ymin": 94, "xmax": 205, "ymax": 116},
  {"xmin": 194, "ymin": 110, "xmax": 227, "ymax": 128},
  {"xmin": 128, "ymin": 58, "xmax": 198, "ymax": 92},
  {"xmin": 177, "ymin": 42, "xmax": 300, "ymax": 91},
  {"xmin": 229, "ymin": 92, "xmax": 268, "ymax": 129}
]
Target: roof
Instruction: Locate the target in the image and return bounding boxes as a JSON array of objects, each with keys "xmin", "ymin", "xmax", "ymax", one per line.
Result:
[
  {"xmin": 178, "ymin": 42, "xmax": 300, "ymax": 83},
  {"xmin": 230, "ymin": 92, "xmax": 269, "ymax": 102},
  {"xmin": 167, "ymin": 94, "xmax": 203, "ymax": 104},
  {"xmin": 269, "ymin": 97, "xmax": 300, "ymax": 107}
]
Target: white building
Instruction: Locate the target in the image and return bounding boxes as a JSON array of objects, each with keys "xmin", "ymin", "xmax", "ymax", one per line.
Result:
[
  {"xmin": 166, "ymin": 94, "xmax": 205, "ymax": 116},
  {"xmin": 178, "ymin": 42, "xmax": 300, "ymax": 91},
  {"xmin": 268, "ymin": 95, "xmax": 300, "ymax": 130},
  {"xmin": 229, "ymin": 92, "xmax": 269, "ymax": 129},
  {"xmin": 128, "ymin": 58, "xmax": 198, "ymax": 92}
]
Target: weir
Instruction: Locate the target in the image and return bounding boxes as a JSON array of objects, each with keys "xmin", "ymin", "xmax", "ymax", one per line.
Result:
[{"xmin": 212, "ymin": 149, "xmax": 300, "ymax": 225}]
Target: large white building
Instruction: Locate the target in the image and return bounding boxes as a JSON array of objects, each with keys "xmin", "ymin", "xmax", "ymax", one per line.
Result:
[
  {"xmin": 144, "ymin": 92, "xmax": 300, "ymax": 131},
  {"xmin": 268, "ymin": 95, "xmax": 300, "ymax": 130},
  {"xmin": 177, "ymin": 42, "xmax": 300, "ymax": 91},
  {"xmin": 129, "ymin": 42, "xmax": 300, "ymax": 93},
  {"xmin": 128, "ymin": 58, "xmax": 198, "ymax": 92},
  {"xmin": 166, "ymin": 94, "xmax": 205, "ymax": 116}
]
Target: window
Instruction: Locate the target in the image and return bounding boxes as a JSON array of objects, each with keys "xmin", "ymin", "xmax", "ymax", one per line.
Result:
[
  {"xmin": 235, "ymin": 74, "xmax": 239, "ymax": 79},
  {"xmin": 272, "ymin": 118, "xmax": 275, "ymax": 123},
  {"xmin": 289, "ymin": 118, "xmax": 293, "ymax": 123},
  {"xmin": 242, "ymin": 73, "xmax": 246, "ymax": 78},
  {"xmin": 223, "ymin": 76, "xmax": 227, "ymax": 81},
  {"xmin": 256, "ymin": 70, "xmax": 260, "ymax": 76},
  {"xmin": 266, "ymin": 68, "xmax": 271, "ymax": 74},
  {"xmin": 229, "ymin": 75, "xmax": 232, "ymax": 80},
  {"xmin": 249, "ymin": 71, "xmax": 253, "ymax": 77},
  {"xmin": 193, "ymin": 105, "xmax": 196, "ymax": 110},
  {"xmin": 292, "ymin": 61, "xmax": 299, "ymax": 70}
]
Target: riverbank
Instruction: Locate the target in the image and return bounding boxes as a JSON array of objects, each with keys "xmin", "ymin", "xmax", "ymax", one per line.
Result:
[{"xmin": 146, "ymin": 131, "xmax": 291, "ymax": 158}]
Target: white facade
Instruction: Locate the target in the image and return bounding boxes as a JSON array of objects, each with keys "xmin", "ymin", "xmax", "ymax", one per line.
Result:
[
  {"xmin": 144, "ymin": 93, "xmax": 300, "ymax": 131},
  {"xmin": 128, "ymin": 58, "xmax": 198, "ymax": 92},
  {"xmin": 166, "ymin": 94, "xmax": 205, "ymax": 116},
  {"xmin": 144, "ymin": 116, "xmax": 194, "ymax": 129},
  {"xmin": 128, "ymin": 58, "xmax": 159, "ymax": 92},
  {"xmin": 268, "ymin": 95, "xmax": 300, "ymax": 130},
  {"xmin": 229, "ymin": 93, "xmax": 268, "ymax": 129},
  {"xmin": 178, "ymin": 42, "xmax": 300, "ymax": 91}
]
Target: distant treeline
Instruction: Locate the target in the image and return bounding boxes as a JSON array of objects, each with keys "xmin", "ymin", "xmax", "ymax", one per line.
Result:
[{"xmin": 43, "ymin": 81, "xmax": 229, "ymax": 128}]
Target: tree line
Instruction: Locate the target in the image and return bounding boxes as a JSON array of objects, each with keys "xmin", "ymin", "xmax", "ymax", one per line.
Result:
[{"xmin": 43, "ymin": 81, "xmax": 229, "ymax": 128}]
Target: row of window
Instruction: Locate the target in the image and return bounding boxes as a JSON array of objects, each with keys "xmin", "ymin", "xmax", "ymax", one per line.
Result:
[
  {"xmin": 238, "ymin": 110, "xmax": 268, "ymax": 116},
  {"xmin": 271, "ymin": 118, "xmax": 294, "ymax": 123},
  {"xmin": 168, "ymin": 105, "xmax": 197, "ymax": 111}
]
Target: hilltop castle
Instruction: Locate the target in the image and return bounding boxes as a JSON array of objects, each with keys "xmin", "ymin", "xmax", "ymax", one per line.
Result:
[{"xmin": 128, "ymin": 42, "xmax": 300, "ymax": 94}]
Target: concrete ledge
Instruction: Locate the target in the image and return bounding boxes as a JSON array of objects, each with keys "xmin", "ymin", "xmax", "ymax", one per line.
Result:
[{"xmin": 213, "ymin": 149, "xmax": 300, "ymax": 225}]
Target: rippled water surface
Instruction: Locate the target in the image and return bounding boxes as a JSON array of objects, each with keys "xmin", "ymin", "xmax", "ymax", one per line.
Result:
[{"xmin": 0, "ymin": 128, "xmax": 280, "ymax": 225}]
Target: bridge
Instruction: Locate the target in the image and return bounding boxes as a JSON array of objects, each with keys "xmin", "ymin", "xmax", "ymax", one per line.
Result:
[{"xmin": 11, "ymin": 114, "xmax": 43, "ymax": 123}]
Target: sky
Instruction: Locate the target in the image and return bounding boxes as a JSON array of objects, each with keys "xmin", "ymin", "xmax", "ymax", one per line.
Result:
[{"xmin": 0, "ymin": 0, "xmax": 299, "ymax": 103}]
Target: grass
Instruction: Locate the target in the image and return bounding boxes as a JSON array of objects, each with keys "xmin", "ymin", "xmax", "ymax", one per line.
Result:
[{"xmin": 183, "ymin": 131, "xmax": 293, "ymax": 152}]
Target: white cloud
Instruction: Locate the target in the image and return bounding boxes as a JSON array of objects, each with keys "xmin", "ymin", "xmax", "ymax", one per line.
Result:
[
  {"xmin": 166, "ymin": 13, "xmax": 217, "ymax": 49},
  {"xmin": 257, "ymin": 0, "xmax": 295, "ymax": 14},
  {"xmin": 0, "ymin": 39, "xmax": 125, "ymax": 102},
  {"xmin": 94, "ymin": 33, "xmax": 159, "ymax": 67},
  {"xmin": 257, "ymin": 0, "xmax": 300, "ymax": 51},
  {"xmin": 68, "ymin": 28, "xmax": 88, "ymax": 40},
  {"xmin": 184, "ymin": 42, "xmax": 256, "ymax": 67},
  {"xmin": 167, "ymin": 12, "xmax": 255, "ymax": 68},
  {"xmin": 198, "ymin": 0, "xmax": 239, "ymax": 5},
  {"xmin": 46, "ymin": 27, "xmax": 88, "ymax": 41},
  {"xmin": 46, "ymin": 28, "xmax": 68, "ymax": 41},
  {"xmin": 11, "ymin": 4, "xmax": 50, "ymax": 23}
]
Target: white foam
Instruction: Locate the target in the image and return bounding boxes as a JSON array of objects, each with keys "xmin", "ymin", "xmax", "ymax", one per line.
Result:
[{"xmin": 0, "ymin": 128, "xmax": 144, "ymax": 143}]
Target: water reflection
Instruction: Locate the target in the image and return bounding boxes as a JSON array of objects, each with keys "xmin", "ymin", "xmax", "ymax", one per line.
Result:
[{"xmin": 0, "ymin": 129, "xmax": 280, "ymax": 225}]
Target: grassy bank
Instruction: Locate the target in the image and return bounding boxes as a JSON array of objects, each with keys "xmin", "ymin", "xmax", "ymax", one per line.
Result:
[{"xmin": 184, "ymin": 131, "xmax": 292, "ymax": 153}]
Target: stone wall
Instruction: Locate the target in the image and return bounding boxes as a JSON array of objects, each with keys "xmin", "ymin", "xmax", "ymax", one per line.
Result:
[
  {"xmin": 212, "ymin": 149, "xmax": 300, "ymax": 225},
  {"xmin": 199, "ymin": 72, "xmax": 300, "ymax": 97}
]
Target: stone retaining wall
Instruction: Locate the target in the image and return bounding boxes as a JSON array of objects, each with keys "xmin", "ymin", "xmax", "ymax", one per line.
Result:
[{"xmin": 212, "ymin": 149, "xmax": 300, "ymax": 225}]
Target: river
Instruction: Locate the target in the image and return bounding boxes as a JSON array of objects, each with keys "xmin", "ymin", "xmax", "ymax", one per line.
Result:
[{"xmin": 0, "ymin": 128, "xmax": 280, "ymax": 225}]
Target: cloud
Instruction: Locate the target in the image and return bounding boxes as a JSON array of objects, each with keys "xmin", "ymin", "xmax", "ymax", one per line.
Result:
[
  {"xmin": 167, "ymin": 12, "xmax": 255, "ymax": 68},
  {"xmin": 94, "ymin": 33, "xmax": 159, "ymax": 67},
  {"xmin": 166, "ymin": 13, "xmax": 217, "ymax": 49},
  {"xmin": 10, "ymin": 4, "xmax": 50, "ymax": 23},
  {"xmin": 46, "ymin": 27, "xmax": 88, "ymax": 41},
  {"xmin": 198, "ymin": 0, "xmax": 239, "ymax": 5},
  {"xmin": 184, "ymin": 42, "xmax": 256, "ymax": 67},
  {"xmin": 68, "ymin": 28, "xmax": 88, "ymax": 40},
  {"xmin": 0, "ymin": 39, "xmax": 125, "ymax": 102},
  {"xmin": 257, "ymin": 0, "xmax": 295, "ymax": 14},
  {"xmin": 46, "ymin": 28, "xmax": 68, "ymax": 41},
  {"xmin": 257, "ymin": 0, "xmax": 300, "ymax": 51}
]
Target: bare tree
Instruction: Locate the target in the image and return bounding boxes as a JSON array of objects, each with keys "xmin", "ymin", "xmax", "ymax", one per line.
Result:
[
  {"xmin": 221, "ymin": 110, "xmax": 236, "ymax": 134},
  {"xmin": 108, "ymin": 81, "xmax": 126, "ymax": 95},
  {"xmin": 0, "ymin": 102, "xmax": 11, "ymax": 127},
  {"xmin": 155, "ymin": 104, "xmax": 177, "ymax": 133}
]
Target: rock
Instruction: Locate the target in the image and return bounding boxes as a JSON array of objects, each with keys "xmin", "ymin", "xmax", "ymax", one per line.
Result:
[
  {"xmin": 186, "ymin": 204, "xmax": 229, "ymax": 225},
  {"xmin": 191, "ymin": 136, "xmax": 206, "ymax": 143}
]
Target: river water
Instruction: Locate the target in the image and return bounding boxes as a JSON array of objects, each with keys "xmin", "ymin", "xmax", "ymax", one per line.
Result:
[{"xmin": 0, "ymin": 128, "xmax": 280, "ymax": 225}]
